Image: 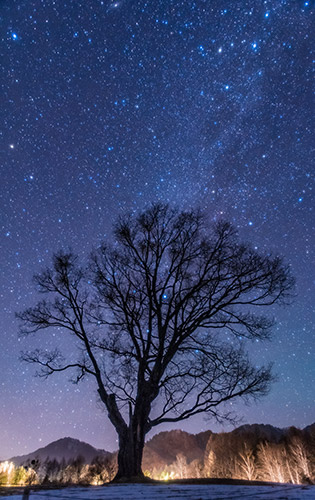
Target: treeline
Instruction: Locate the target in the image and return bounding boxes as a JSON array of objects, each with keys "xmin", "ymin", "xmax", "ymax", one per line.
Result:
[
  {"xmin": 147, "ymin": 426, "xmax": 315, "ymax": 484},
  {"xmin": 0, "ymin": 455, "xmax": 116, "ymax": 486}
]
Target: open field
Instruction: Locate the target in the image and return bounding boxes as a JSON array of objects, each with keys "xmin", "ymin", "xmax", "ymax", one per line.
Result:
[{"xmin": 0, "ymin": 482, "xmax": 314, "ymax": 499}]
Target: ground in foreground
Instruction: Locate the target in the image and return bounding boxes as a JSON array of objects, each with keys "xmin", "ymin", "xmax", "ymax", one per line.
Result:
[{"xmin": 1, "ymin": 483, "xmax": 314, "ymax": 499}]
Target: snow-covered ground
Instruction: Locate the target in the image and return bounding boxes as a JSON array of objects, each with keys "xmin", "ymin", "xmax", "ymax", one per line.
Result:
[{"xmin": 1, "ymin": 483, "xmax": 315, "ymax": 499}]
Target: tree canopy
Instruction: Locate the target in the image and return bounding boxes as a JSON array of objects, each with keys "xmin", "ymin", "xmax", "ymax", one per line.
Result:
[{"xmin": 18, "ymin": 204, "xmax": 294, "ymax": 479}]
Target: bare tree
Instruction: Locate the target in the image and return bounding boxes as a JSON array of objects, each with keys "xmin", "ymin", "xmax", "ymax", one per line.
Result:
[
  {"xmin": 174, "ymin": 453, "xmax": 188, "ymax": 479},
  {"xmin": 203, "ymin": 448, "xmax": 216, "ymax": 478},
  {"xmin": 236, "ymin": 444, "xmax": 257, "ymax": 481},
  {"xmin": 204, "ymin": 432, "xmax": 241, "ymax": 479},
  {"xmin": 257, "ymin": 441, "xmax": 289, "ymax": 482},
  {"xmin": 287, "ymin": 435, "xmax": 313, "ymax": 484},
  {"xmin": 18, "ymin": 204, "xmax": 294, "ymax": 480}
]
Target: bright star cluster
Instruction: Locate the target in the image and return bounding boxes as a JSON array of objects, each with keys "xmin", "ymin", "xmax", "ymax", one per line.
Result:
[{"xmin": 1, "ymin": 0, "xmax": 314, "ymax": 459}]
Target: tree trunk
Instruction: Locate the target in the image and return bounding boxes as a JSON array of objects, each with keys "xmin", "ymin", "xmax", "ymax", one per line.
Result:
[
  {"xmin": 113, "ymin": 425, "xmax": 146, "ymax": 481},
  {"xmin": 108, "ymin": 385, "xmax": 155, "ymax": 481}
]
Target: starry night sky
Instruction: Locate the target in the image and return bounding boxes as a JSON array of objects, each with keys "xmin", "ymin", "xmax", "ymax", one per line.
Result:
[{"xmin": 1, "ymin": 0, "xmax": 314, "ymax": 460}]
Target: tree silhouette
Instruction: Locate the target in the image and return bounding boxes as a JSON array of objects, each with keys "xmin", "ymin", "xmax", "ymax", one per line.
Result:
[{"xmin": 18, "ymin": 204, "xmax": 294, "ymax": 480}]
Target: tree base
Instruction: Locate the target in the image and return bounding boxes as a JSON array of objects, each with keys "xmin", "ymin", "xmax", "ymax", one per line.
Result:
[{"xmin": 110, "ymin": 474, "xmax": 156, "ymax": 484}]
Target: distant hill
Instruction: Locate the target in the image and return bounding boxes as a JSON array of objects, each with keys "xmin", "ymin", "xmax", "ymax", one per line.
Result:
[
  {"xmin": 303, "ymin": 423, "xmax": 315, "ymax": 435},
  {"xmin": 231, "ymin": 423, "xmax": 285, "ymax": 442},
  {"xmin": 143, "ymin": 429, "xmax": 212, "ymax": 469},
  {"xmin": 7, "ymin": 423, "xmax": 314, "ymax": 469},
  {"xmin": 9, "ymin": 437, "xmax": 111, "ymax": 466}
]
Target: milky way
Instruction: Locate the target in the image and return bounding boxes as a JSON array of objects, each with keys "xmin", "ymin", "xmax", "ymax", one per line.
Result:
[{"xmin": 1, "ymin": 0, "xmax": 314, "ymax": 459}]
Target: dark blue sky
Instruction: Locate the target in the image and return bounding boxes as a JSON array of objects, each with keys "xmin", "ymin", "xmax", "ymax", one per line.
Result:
[{"xmin": 1, "ymin": 0, "xmax": 314, "ymax": 459}]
